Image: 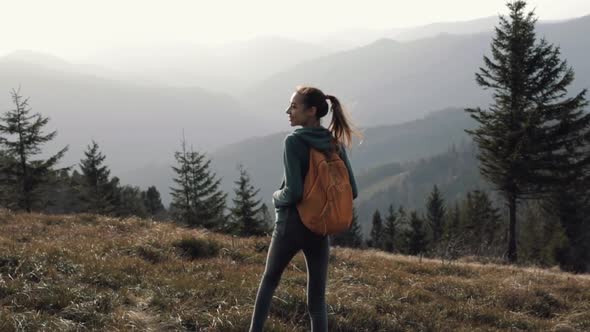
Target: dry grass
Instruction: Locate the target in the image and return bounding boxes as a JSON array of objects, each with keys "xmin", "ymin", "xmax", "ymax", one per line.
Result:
[{"xmin": 0, "ymin": 208, "xmax": 588, "ymax": 331}]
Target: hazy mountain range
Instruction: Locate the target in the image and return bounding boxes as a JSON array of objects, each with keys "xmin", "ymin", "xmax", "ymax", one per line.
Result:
[
  {"xmin": 0, "ymin": 53, "xmax": 270, "ymax": 174},
  {"xmin": 243, "ymin": 15, "xmax": 590, "ymax": 127},
  {"xmin": 77, "ymin": 37, "xmax": 334, "ymax": 96},
  {"xmin": 68, "ymin": 15, "xmax": 519, "ymax": 91}
]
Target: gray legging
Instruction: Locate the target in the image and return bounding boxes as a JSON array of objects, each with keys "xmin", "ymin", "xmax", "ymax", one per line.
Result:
[{"xmin": 249, "ymin": 205, "xmax": 330, "ymax": 332}]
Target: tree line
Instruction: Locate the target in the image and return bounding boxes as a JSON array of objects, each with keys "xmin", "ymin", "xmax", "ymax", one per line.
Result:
[
  {"xmin": 0, "ymin": 86, "xmax": 273, "ymax": 237},
  {"xmin": 339, "ymin": 183, "xmax": 588, "ymax": 273}
]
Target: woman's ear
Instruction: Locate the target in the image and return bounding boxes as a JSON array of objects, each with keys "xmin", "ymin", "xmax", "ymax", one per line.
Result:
[{"xmin": 309, "ymin": 106, "xmax": 317, "ymax": 117}]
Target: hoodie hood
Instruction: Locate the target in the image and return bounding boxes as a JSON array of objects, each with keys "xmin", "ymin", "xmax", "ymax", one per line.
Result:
[{"xmin": 292, "ymin": 126, "xmax": 335, "ymax": 151}]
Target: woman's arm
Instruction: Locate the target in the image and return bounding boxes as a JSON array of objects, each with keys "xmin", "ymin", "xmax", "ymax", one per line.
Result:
[
  {"xmin": 272, "ymin": 134, "xmax": 303, "ymax": 208},
  {"xmin": 339, "ymin": 145, "xmax": 358, "ymax": 200}
]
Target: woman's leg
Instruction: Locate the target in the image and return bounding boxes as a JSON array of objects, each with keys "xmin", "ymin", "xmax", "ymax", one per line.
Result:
[
  {"xmin": 249, "ymin": 222, "xmax": 300, "ymax": 332},
  {"xmin": 302, "ymin": 235, "xmax": 330, "ymax": 332}
]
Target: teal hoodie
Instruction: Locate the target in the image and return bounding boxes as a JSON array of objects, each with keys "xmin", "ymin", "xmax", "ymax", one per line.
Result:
[{"xmin": 272, "ymin": 126, "xmax": 358, "ymax": 224}]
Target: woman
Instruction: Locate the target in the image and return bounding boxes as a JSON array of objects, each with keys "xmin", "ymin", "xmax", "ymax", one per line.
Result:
[{"xmin": 249, "ymin": 85, "xmax": 363, "ymax": 332}]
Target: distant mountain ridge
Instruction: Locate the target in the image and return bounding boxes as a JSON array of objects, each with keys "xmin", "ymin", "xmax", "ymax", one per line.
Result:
[
  {"xmin": 0, "ymin": 54, "xmax": 269, "ymax": 178},
  {"xmin": 243, "ymin": 15, "xmax": 590, "ymax": 129},
  {"xmin": 353, "ymin": 140, "xmax": 494, "ymax": 239}
]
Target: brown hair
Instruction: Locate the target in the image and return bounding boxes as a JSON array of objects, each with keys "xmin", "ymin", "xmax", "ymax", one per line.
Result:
[{"xmin": 295, "ymin": 85, "xmax": 364, "ymax": 154}]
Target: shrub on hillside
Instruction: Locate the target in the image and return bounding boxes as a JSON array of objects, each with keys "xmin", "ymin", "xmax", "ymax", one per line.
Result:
[{"xmin": 172, "ymin": 237, "xmax": 220, "ymax": 260}]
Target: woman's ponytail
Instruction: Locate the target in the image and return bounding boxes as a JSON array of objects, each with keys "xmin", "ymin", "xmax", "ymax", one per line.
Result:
[{"xmin": 325, "ymin": 94, "xmax": 364, "ymax": 150}]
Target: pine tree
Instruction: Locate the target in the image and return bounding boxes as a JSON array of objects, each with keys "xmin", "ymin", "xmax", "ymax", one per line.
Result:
[
  {"xmin": 229, "ymin": 163, "xmax": 265, "ymax": 236},
  {"xmin": 540, "ymin": 178, "xmax": 590, "ymax": 273},
  {"xmin": 0, "ymin": 149, "xmax": 18, "ymax": 208},
  {"xmin": 169, "ymin": 137, "xmax": 195, "ymax": 225},
  {"xmin": 191, "ymin": 152, "xmax": 227, "ymax": 229},
  {"xmin": 66, "ymin": 169, "xmax": 86, "ymax": 213},
  {"xmin": 439, "ymin": 200, "xmax": 466, "ymax": 260},
  {"xmin": 39, "ymin": 168, "xmax": 72, "ymax": 214},
  {"xmin": 408, "ymin": 210, "xmax": 427, "ymax": 256},
  {"xmin": 349, "ymin": 207, "xmax": 363, "ymax": 248},
  {"xmin": 331, "ymin": 206, "xmax": 363, "ymax": 248},
  {"xmin": 258, "ymin": 203, "xmax": 274, "ymax": 233},
  {"xmin": 382, "ymin": 203, "xmax": 398, "ymax": 252},
  {"xmin": 107, "ymin": 176, "xmax": 123, "ymax": 213},
  {"xmin": 142, "ymin": 186, "xmax": 166, "ymax": 218},
  {"xmin": 425, "ymin": 184, "xmax": 446, "ymax": 245},
  {"xmin": 0, "ymin": 87, "xmax": 70, "ymax": 212},
  {"xmin": 116, "ymin": 185, "xmax": 148, "ymax": 218},
  {"xmin": 395, "ymin": 205, "xmax": 410, "ymax": 254},
  {"xmin": 76, "ymin": 140, "xmax": 116, "ymax": 215},
  {"xmin": 368, "ymin": 209, "xmax": 384, "ymax": 249},
  {"xmin": 169, "ymin": 135, "xmax": 227, "ymax": 228},
  {"xmin": 444, "ymin": 200, "xmax": 461, "ymax": 241},
  {"xmin": 463, "ymin": 193, "xmax": 479, "ymax": 243},
  {"xmin": 520, "ymin": 199, "xmax": 568, "ymax": 267},
  {"xmin": 464, "ymin": 1, "xmax": 590, "ymax": 262},
  {"xmin": 463, "ymin": 189, "xmax": 504, "ymax": 257}
]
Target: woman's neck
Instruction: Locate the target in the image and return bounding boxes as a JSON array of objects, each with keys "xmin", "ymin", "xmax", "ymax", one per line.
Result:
[{"xmin": 302, "ymin": 121, "xmax": 321, "ymax": 128}]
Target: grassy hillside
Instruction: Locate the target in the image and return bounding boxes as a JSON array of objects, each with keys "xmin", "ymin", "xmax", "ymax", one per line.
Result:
[{"xmin": 0, "ymin": 209, "xmax": 589, "ymax": 331}]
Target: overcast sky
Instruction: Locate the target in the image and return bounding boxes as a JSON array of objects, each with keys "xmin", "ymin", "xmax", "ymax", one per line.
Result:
[{"xmin": 1, "ymin": 0, "xmax": 589, "ymax": 60}]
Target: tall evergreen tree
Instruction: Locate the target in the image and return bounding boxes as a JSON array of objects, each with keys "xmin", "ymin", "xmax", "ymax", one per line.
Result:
[
  {"xmin": 425, "ymin": 184, "xmax": 446, "ymax": 245},
  {"xmin": 76, "ymin": 140, "xmax": 116, "ymax": 215},
  {"xmin": 368, "ymin": 209, "xmax": 384, "ymax": 249},
  {"xmin": 169, "ymin": 137, "xmax": 195, "ymax": 225},
  {"xmin": 382, "ymin": 203, "xmax": 398, "ymax": 252},
  {"xmin": 229, "ymin": 163, "xmax": 265, "ymax": 236},
  {"xmin": 464, "ymin": 1, "xmax": 590, "ymax": 262},
  {"xmin": 408, "ymin": 210, "xmax": 428, "ymax": 256},
  {"xmin": 331, "ymin": 206, "xmax": 363, "ymax": 248},
  {"xmin": 0, "ymin": 87, "xmax": 70, "ymax": 212},
  {"xmin": 169, "ymin": 135, "xmax": 227, "ymax": 228}
]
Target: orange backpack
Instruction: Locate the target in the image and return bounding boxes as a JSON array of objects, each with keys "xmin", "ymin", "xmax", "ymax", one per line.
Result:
[{"xmin": 296, "ymin": 142, "xmax": 354, "ymax": 236}]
